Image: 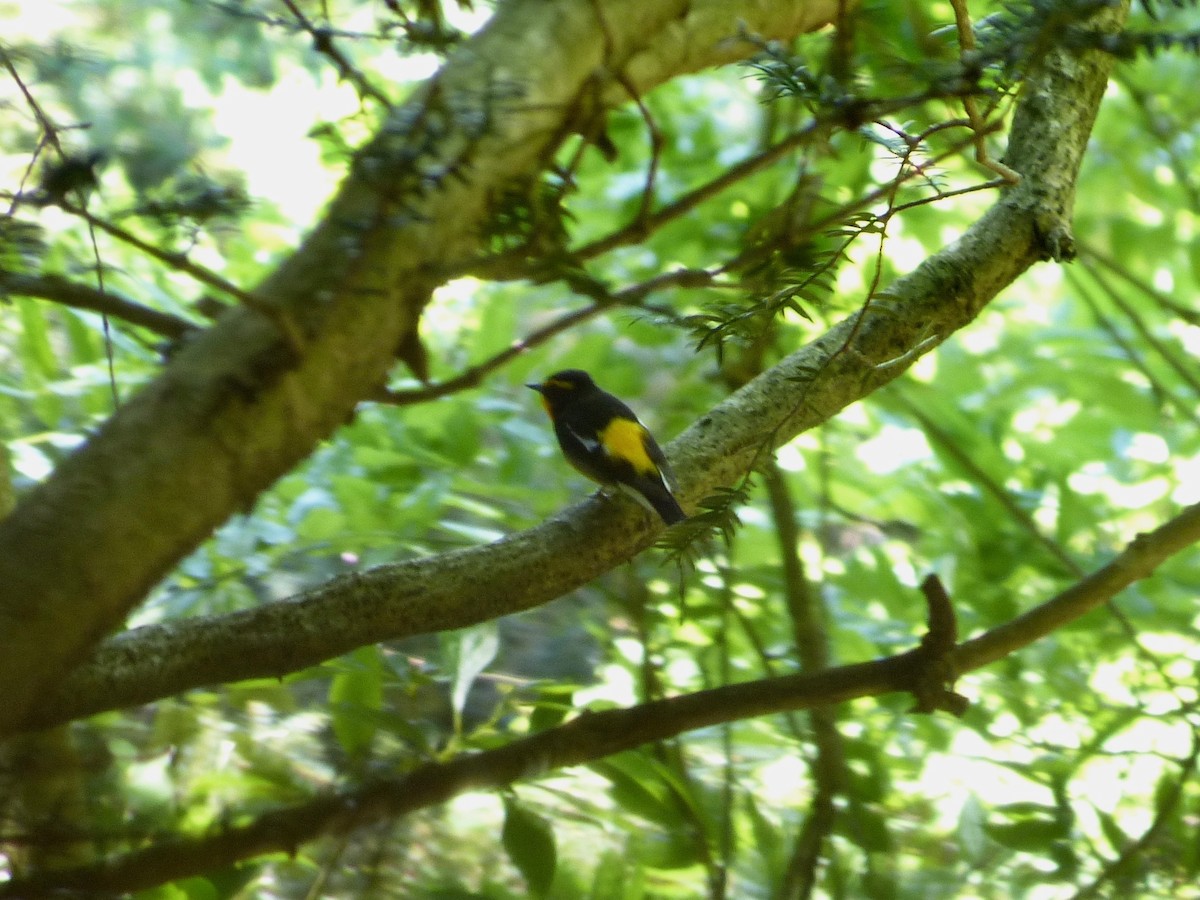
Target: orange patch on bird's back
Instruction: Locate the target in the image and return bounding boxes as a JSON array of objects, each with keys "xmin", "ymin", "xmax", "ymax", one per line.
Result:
[{"xmin": 599, "ymin": 418, "xmax": 655, "ymax": 475}]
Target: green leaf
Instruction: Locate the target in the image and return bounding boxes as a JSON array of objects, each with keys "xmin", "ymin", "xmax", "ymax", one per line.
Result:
[
  {"xmin": 502, "ymin": 796, "xmax": 557, "ymax": 898},
  {"xmin": 133, "ymin": 887, "xmax": 188, "ymax": 900},
  {"xmin": 590, "ymin": 752, "xmax": 683, "ymax": 829},
  {"xmin": 328, "ymin": 646, "xmax": 384, "ymax": 759},
  {"xmin": 745, "ymin": 794, "xmax": 785, "ymax": 887},
  {"xmin": 846, "ymin": 802, "xmax": 892, "ymax": 853},
  {"xmin": 957, "ymin": 794, "xmax": 988, "ymax": 863},
  {"xmin": 175, "ymin": 878, "xmax": 218, "ymax": 900},
  {"xmin": 985, "ymin": 817, "xmax": 1069, "ymax": 852},
  {"xmin": 590, "ymin": 849, "xmax": 644, "ymax": 900},
  {"xmin": 16, "ymin": 298, "xmax": 64, "ymax": 426},
  {"xmin": 134, "ymin": 879, "xmax": 218, "ymax": 900},
  {"xmin": 17, "ymin": 298, "xmax": 59, "ymax": 378},
  {"xmin": 528, "ymin": 683, "xmax": 576, "ymax": 733},
  {"xmin": 449, "ymin": 622, "xmax": 500, "ymax": 731}
]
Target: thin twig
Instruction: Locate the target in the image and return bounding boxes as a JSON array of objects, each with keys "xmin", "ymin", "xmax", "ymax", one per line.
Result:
[
  {"xmin": 59, "ymin": 202, "xmax": 246, "ymax": 302},
  {"xmin": 374, "ymin": 302, "xmax": 606, "ymax": 405},
  {"xmin": 374, "ymin": 268, "xmax": 717, "ymax": 405},
  {"xmin": 0, "ymin": 50, "xmax": 63, "ymax": 154},
  {"xmin": 1078, "ymin": 242, "xmax": 1200, "ymax": 325},
  {"xmin": 613, "ymin": 69, "xmax": 663, "ymax": 230},
  {"xmin": 949, "ymin": 0, "xmax": 1021, "ymax": 183},
  {"xmin": 1087, "ymin": 266, "xmax": 1200, "ymax": 398},
  {"xmin": 576, "ymin": 126, "xmax": 821, "ymax": 264},
  {"xmin": 893, "ymin": 389, "xmax": 1192, "ymax": 700},
  {"xmin": 278, "ymin": 0, "xmax": 392, "ymax": 108},
  {"xmin": 4, "ymin": 49, "xmax": 122, "ymax": 405},
  {"xmin": 1067, "ymin": 270, "xmax": 1200, "ymax": 427},
  {"xmin": 59, "ymin": 201, "xmax": 305, "ymax": 354}
]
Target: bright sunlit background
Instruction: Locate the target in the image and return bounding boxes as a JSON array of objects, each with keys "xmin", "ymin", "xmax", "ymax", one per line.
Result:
[{"xmin": 2, "ymin": 0, "xmax": 1199, "ymax": 897}]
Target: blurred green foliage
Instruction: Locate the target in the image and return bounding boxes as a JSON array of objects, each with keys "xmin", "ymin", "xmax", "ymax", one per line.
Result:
[{"xmin": 2, "ymin": 0, "xmax": 1199, "ymax": 897}]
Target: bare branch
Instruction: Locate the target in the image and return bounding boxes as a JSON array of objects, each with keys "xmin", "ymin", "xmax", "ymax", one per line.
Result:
[
  {"xmin": 8, "ymin": 499, "xmax": 1199, "ymax": 894},
  {"xmin": 375, "ymin": 301, "xmax": 605, "ymax": 405},
  {"xmin": 376, "ymin": 267, "xmax": 716, "ymax": 405},
  {"xmin": 0, "ymin": 650, "xmax": 907, "ymax": 895},
  {"xmin": 0, "ymin": 271, "xmax": 196, "ymax": 340},
  {"xmin": 954, "ymin": 502, "xmax": 1200, "ymax": 672},
  {"xmin": 277, "ymin": 0, "xmax": 392, "ymax": 108}
]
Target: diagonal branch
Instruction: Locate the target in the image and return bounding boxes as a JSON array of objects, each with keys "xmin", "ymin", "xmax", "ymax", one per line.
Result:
[
  {"xmin": 0, "ymin": 0, "xmax": 847, "ymax": 736},
  {"xmin": 9, "ymin": 0, "xmax": 1133, "ymax": 736},
  {"xmin": 5, "ymin": 496, "xmax": 1196, "ymax": 896},
  {"xmin": 0, "ymin": 271, "xmax": 196, "ymax": 339},
  {"xmin": 953, "ymin": 502, "xmax": 1200, "ymax": 673}
]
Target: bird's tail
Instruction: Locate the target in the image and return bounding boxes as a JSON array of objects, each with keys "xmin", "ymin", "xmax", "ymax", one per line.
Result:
[
  {"xmin": 620, "ymin": 479, "xmax": 687, "ymax": 525},
  {"xmin": 650, "ymin": 490, "xmax": 687, "ymax": 526}
]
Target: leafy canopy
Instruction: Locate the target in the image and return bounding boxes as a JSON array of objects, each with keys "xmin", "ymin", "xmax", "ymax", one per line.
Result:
[{"xmin": 1, "ymin": 0, "xmax": 1199, "ymax": 898}]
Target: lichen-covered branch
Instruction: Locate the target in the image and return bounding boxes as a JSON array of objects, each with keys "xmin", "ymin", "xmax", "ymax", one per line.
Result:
[
  {"xmin": 9, "ymin": 0, "xmax": 1132, "ymax": 736},
  {"xmin": 6, "ymin": 496, "xmax": 1196, "ymax": 896},
  {"xmin": 0, "ymin": 0, "xmax": 845, "ymax": 736}
]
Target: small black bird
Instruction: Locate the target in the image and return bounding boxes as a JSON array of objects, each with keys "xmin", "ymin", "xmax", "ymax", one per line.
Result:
[
  {"xmin": 528, "ymin": 369, "xmax": 687, "ymax": 525},
  {"xmin": 26, "ymin": 151, "xmax": 106, "ymax": 207}
]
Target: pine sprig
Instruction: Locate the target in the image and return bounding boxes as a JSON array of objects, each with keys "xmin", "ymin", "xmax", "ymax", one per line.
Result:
[
  {"xmin": 1091, "ymin": 27, "xmax": 1200, "ymax": 57},
  {"xmin": 482, "ymin": 173, "xmax": 574, "ymax": 258},
  {"xmin": 656, "ymin": 482, "xmax": 754, "ymax": 565},
  {"xmin": 682, "ymin": 208, "xmax": 878, "ymax": 359},
  {"xmin": 973, "ymin": 0, "xmax": 1200, "ymax": 72}
]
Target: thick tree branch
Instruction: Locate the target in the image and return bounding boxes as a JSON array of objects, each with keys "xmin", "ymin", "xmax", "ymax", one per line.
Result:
[
  {"xmin": 0, "ymin": 0, "xmax": 844, "ymax": 736},
  {"xmin": 5, "ymin": 498, "xmax": 1196, "ymax": 895},
  {"xmin": 8, "ymin": 0, "xmax": 1133, "ymax": 735},
  {"xmin": 7, "ymin": 654, "xmax": 903, "ymax": 895}
]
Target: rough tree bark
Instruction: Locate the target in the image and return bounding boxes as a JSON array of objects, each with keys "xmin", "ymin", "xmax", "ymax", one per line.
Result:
[
  {"xmin": 0, "ymin": 0, "xmax": 1131, "ymax": 739},
  {"xmin": 0, "ymin": 0, "xmax": 843, "ymax": 735}
]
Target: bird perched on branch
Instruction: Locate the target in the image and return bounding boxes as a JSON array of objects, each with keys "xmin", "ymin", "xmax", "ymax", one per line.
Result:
[
  {"xmin": 528, "ymin": 369, "xmax": 687, "ymax": 525},
  {"xmin": 23, "ymin": 151, "xmax": 106, "ymax": 207}
]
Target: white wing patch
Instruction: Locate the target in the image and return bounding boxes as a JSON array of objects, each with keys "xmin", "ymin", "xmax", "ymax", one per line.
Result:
[{"xmin": 564, "ymin": 422, "xmax": 601, "ymax": 453}]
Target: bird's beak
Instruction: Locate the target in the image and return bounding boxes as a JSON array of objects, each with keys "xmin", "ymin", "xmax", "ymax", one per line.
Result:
[{"xmin": 526, "ymin": 383, "xmax": 543, "ymax": 393}]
